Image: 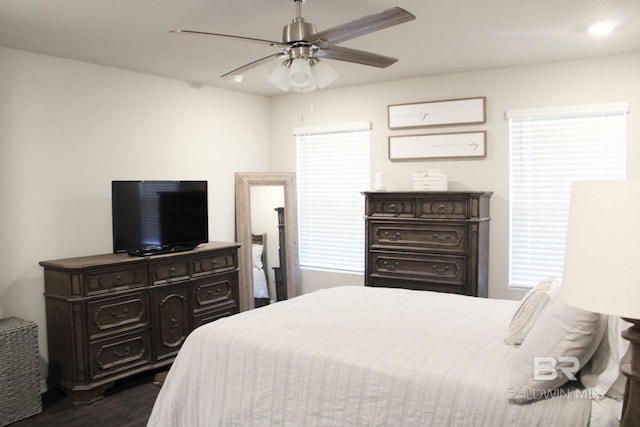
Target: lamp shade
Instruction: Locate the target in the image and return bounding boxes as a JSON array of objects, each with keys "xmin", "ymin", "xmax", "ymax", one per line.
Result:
[
  {"xmin": 312, "ymin": 60, "xmax": 338, "ymax": 89},
  {"xmin": 288, "ymin": 58, "xmax": 312, "ymax": 88},
  {"xmin": 559, "ymin": 178, "xmax": 640, "ymax": 319},
  {"xmin": 268, "ymin": 63, "xmax": 290, "ymax": 91},
  {"xmin": 293, "ymin": 76, "xmax": 316, "ymax": 93}
]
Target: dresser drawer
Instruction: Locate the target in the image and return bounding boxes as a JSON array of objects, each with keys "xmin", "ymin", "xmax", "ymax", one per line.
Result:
[
  {"xmin": 85, "ymin": 267, "xmax": 147, "ymax": 296},
  {"xmin": 369, "ymin": 252, "xmax": 466, "ymax": 286},
  {"xmin": 193, "ymin": 305, "xmax": 237, "ymax": 329},
  {"xmin": 87, "ymin": 292, "xmax": 150, "ymax": 339},
  {"xmin": 89, "ymin": 329, "xmax": 151, "ymax": 380},
  {"xmin": 192, "ymin": 251, "xmax": 238, "ymax": 276},
  {"xmin": 367, "ymin": 198, "xmax": 416, "ymax": 218},
  {"xmin": 192, "ymin": 273, "xmax": 237, "ymax": 314},
  {"xmin": 370, "ymin": 222, "xmax": 468, "ymax": 253},
  {"xmin": 417, "ymin": 197, "xmax": 469, "ymax": 219},
  {"xmin": 150, "ymin": 259, "xmax": 191, "ymax": 285},
  {"xmin": 367, "ymin": 277, "xmax": 468, "ymax": 295}
]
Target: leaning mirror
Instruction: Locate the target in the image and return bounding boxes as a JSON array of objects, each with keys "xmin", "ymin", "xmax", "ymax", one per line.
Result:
[{"xmin": 235, "ymin": 172, "xmax": 300, "ymax": 311}]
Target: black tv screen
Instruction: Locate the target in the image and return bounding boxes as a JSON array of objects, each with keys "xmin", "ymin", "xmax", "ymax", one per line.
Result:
[{"xmin": 112, "ymin": 180, "xmax": 208, "ymax": 256}]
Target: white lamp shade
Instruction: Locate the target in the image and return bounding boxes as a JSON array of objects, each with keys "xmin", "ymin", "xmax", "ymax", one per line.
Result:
[
  {"xmin": 288, "ymin": 58, "xmax": 312, "ymax": 88},
  {"xmin": 268, "ymin": 63, "xmax": 290, "ymax": 91},
  {"xmin": 560, "ymin": 178, "xmax": 640, "ymax": 319},
  {"xmin": 312, "ymin": 60, "xmax": 338, "ymax": 89},
  {"xmin": 294, "ymin": 75, "xmax": 317, "ymax": 93}
]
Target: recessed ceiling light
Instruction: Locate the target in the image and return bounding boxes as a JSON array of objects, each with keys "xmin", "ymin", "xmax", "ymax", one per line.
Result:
[
  {"xmin": 229, "ymin": 75, "xmax": 244, "ymax": 84},
  {"xmin": 588, "ymin": 21, "xmax": 616, "ymax": 36}
]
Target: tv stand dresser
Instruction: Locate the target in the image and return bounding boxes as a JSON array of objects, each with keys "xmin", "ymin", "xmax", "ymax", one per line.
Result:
[{"xmin": 39, "ymin": 241, "xmax": 239, "ymax": 404}]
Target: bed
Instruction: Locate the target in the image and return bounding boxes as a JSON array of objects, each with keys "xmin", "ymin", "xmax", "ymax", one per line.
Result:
[{"xmin": 148, "ymin": 285, "xmax": 627, "ymax": 426}]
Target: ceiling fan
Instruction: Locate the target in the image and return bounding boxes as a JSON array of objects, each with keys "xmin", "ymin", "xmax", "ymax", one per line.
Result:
[{"xmin": 171, "ymin": 0, "xmax": 416, "ymax": 92}]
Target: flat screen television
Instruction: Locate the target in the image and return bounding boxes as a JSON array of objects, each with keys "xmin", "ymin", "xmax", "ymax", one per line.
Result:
[{"xmin": 112, "ymin": 180, "xmax": 208, "ymax": 256}]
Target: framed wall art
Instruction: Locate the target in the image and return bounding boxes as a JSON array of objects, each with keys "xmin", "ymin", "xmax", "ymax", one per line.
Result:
[
  {"xmin": 388, "ymin": 97, "xmax": 486, "ymax": 129},
  {"xmin": 388, "ymin": 131, "xmax": 486, "ymax": 160}
]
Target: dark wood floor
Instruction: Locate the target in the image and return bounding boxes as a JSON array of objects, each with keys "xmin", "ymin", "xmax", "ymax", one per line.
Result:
[{"xmin": 9, "ymin": 370, "xmax": 163, "ymax": 427}]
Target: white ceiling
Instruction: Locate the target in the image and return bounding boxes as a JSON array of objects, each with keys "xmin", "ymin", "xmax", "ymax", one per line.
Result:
[{"xmin": 1, "ymin": 0, "xmax": 639, "ymax": 97}]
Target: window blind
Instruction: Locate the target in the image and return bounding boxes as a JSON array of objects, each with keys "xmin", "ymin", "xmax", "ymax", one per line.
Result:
[
  {"xmin": 295, "ymin": 122, "xmax": 371, "ymax": 273},
  {"xmin": 507, "ymin": 104, "xmax": 628, "ymax": 288}
]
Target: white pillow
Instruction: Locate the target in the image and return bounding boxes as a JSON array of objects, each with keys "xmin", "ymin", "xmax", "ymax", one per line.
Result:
[
  {"xmin": 508, "ymin": 297, "xmax": 606, "ymax": 402},
  {"xmin": 505, "ymin": 277, "xmax": 559, "ymax": 346},
  {"xmin": 252, "ymin": 244, "xmax": 264, "ymax": 269},
  {"xmin": 580, "ymin": 316, "xmax": 631, "ymax": 399},
  {"xmin": 252, "ymin": 266, "xmax": 269, "ymax": 298}
]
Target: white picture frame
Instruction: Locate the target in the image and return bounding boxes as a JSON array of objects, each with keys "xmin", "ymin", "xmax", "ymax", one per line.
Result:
[
  {"xmin": 388, "ymin": 131, "xmax": 486, "ymax": 160},
  {"xmin": 388, "ymin": 97, "xmax": 486, "ymax": 129}
]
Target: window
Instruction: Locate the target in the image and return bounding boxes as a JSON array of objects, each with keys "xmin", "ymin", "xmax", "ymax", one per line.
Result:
[
  {"xmin": 508, "ymin": 103, "xmax": 628, "ymax": 288},
  {"xmin": 295, "ymin": 122, "xmax": 371, "ymax": 273}
]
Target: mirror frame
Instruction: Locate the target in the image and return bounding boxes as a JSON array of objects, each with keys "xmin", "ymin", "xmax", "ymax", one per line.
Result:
[{"xmin": 235, "ymin": 172, "xmax": 301, "ymax": 311}]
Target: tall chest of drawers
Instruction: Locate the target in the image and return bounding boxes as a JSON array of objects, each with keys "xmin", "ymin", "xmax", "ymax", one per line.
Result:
[
  {"xmin": 363, "ymin": 191, "xmax": 492, "ymax": 297},
  {"xmin": 40, "ymin": 241, "xmax": 239, "ymax": 404}
]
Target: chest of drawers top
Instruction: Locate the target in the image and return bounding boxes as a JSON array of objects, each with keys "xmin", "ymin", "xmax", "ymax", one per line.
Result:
[
  {"xmin": 40, "ymin": 241, "xmax": 239, "ymax": 298},
  {"xmin": 363, "ymin": 191, "xmax": 492, "ymax": 220}
]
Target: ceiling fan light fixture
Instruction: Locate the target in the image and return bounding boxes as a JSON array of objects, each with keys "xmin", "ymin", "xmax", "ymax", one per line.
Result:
[
  {"xmin": 268, "ymin": 62, "xmax": 291, "ymax": 91},
  {"xmin": 288, "ymin": 58, "xmax": 313, "ymax": 88},
  {"xmin": 312, "ymin": 60, "xmax": 338, "ymax": 89},
  {"xmin": 172, "ymin": 3, "xmax": 415, "ymax": 94}
]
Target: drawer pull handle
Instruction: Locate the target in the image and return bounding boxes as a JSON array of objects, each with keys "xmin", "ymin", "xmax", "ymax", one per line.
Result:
[
  {"xmin": 170, "ymin": 317, "xmax": 179, "ymax": 328},
  {"xmin": 382, "ymin": 260, "xmax": 400, "ymax": 271},
  {"xmin": 114, "ymin": 275, "xmax": 124, "ymax": 285},
  {"xmin": 111, "ymin": 308, "xmax": 129, "ymax": 319},
  {"xmin": 437, "ymin": 204, "xmax": 446, "ymax": 213},
  {"xmin": 383, "ymin": 231, "xmax": 401, "ymax": 241},
  {"xmin": 207, "ymin": 289, "xmax": 222, "ymax": 297},
  {"xmin": 385, "ymin": 203, "xmax": 405, "ymax": 215},
  {"xmin": 432, "ymin": 264, "xmax": 451, "ymax": 274},
  {"xmin": 432, "ymin": 233, "xmax": 451, "ymax": 242},
  {"xmin": 169, "ymin": 267, "xmax": 177, "ymax": 276},
  {"xmin": 113, "ymin": 347, "xmax": 130, "ymax": 358}
]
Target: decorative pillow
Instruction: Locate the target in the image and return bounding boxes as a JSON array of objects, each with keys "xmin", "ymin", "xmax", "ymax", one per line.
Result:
[
  {"xmin": 252, "ymin": 244, "xmax": 263, "ymax": 269},
  {"xmin": 580, "ymin": 316, "xmax": 631, "ymax": 399},
  {"xmin": 508, "ymin": 297, "xmax": 606, "ymax": 402},
  {"xmin": 504, "ymin": 277, "xmax": 560, "ymax": 346}
]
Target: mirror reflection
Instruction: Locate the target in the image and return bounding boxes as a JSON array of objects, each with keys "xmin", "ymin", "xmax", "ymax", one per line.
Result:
[{"xmin": 250, "ymin": 186, "xmax": 285, "ymax": 307}]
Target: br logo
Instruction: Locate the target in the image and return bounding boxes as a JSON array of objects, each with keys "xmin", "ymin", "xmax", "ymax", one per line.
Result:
[{"xmin": 533, "ymin": 356, "xmax": 580, "ymax": 381}]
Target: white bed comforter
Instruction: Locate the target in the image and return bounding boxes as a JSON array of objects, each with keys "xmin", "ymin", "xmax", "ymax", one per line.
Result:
[{"xmin": 148, "ymin": 286, "xmax": 591, "ymax": 427}]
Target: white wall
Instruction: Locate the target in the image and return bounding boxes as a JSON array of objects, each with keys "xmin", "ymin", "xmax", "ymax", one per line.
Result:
[
  {"xmin": 0, "ymin": 47, "xmax": 271, "ymax": 369},
  {"xmin": 269, "ymin": 52, "xmax": 640, "ymax": 300}
]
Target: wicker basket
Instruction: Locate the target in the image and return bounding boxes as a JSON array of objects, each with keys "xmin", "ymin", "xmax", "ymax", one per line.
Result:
[{"xmin": 0, "ymin": 317, "xmax": 42, "ymax": 426}]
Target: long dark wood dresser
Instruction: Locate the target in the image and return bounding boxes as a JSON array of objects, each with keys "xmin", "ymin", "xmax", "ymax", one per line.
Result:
[
  {"xmin": 363, "ymin": 191, "xmax": 492, "ymax": 297},
  {"xmin": 39, "ymin": 241, "xmax": 239, "ymax": 404}
]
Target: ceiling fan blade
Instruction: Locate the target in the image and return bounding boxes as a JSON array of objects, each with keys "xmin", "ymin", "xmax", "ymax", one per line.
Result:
[
  {"xmin": 316, "ymin": 45, "xmax": 398, "ymax": 68},
  {"xmin": 220, "ymin": 52, "xmax": 285, "ymax": 77},
  {"xmin": 310, "ymin": 7, "xmax": 415, "ymax": 47},
  {"xmin": 170, "ymin": 30, "xmax": 289, "ymax": 49}
]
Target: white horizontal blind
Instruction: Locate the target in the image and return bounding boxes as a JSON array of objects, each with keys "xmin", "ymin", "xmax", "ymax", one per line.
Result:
[
  {"xmin": 296, "ymin": 122, "xmax": 371, "ymax": 272},
  {"xmin": 508, "ymin": 104, "xmax": 627, "ymax": 288}
]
